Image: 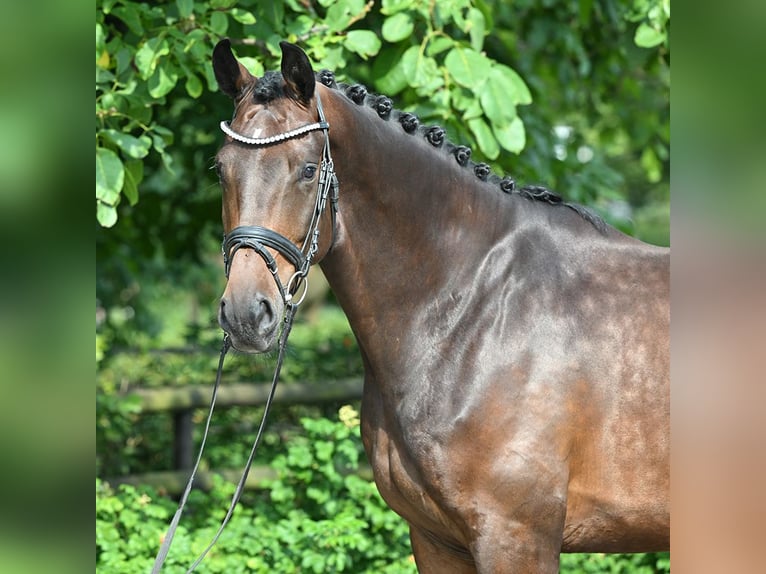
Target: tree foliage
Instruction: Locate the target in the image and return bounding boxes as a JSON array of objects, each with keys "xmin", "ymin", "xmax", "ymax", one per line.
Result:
[{"xmin": 96, "ymin": 0, "xmax": 668, "ymax": 226}]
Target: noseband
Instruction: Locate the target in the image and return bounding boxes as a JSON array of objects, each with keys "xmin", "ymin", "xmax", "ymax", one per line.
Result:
[{"xmin": 220, "ymin": 92, "xmax": 339, "ymax": 305}]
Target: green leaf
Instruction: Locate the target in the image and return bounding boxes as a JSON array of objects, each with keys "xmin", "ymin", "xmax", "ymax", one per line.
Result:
[
  {"xmin": 112, "ymin": 5, "xmax": 144, "ymax": 36},
  {"xmin": 372, "ymin": 47, "xmax": 409, "ymax": 95},
  {"xmin": 185, "ymin": 73, "xmax": 203, "ymax": 98},
  {"xmin": 640, "ymin": 147, "xmax": 662, "ymax": 183},
  {"xmin": 209, "ymin": 11, "xmax": 228, "ymax": 36},
  {"xmin": 462, "ymin": 99, "xmax": 484, "ymax": 121},
  {"xmin": 635, "ymin": 22, "xmax": 665, "ymax": 48},
  {"xmin": 100, "ymin": 0, "xmax": 117, "ymax": 14},
  {"xmin": 97, "ymin": 201, "xmax": 118, "ymax": 227},
  {"xmin": 381, "ymin": 0, "xmax": 414, "ymax": 15},
  {"xmin": 210, "ymin": 0, "xmax": 237, "ymax": 7},
  {"xmin": 467, "ymin": 7, "xmax": 486, "ymax": 52},
  {"xmin": 151, "ymin": 124, "xmax": 175, "ymax": 144},
  {"xmin": 151, "ymin": 133, "xmax": 174, "ymax": 171},
  {"xmin": 231, "ymin": 8, "xmax": 256, "ymax": 24},
  {"xmin": 480, "ymin": 68, "xmax": 519, "ymax": 124},
  {"xmin": 381, "ymin": 13, "xmax": 414, "ymax": 43},
  {"xmin": 493, "ymin": 116, "xmax": 526, "ymax": 154},
  {"xmin": 123, "ymin": 159, "xmax": 143, "ymax": 206},
  {"xmin": 398, "ymin": 45, "xmax": 420, "ymax": 84},
  {"xmin": 425, "ymin": 36, "xmax": 453, "ymax": 57},
  {"xmin": 495, "ymin": 64, "xmax": 532, "ymax": 105},
  {"xmin": 176, "ymin": 0, "xmax": 193, "ymax": 18},
  {"xmin": 468, "ymin": 117, "xmax": 499, "ymax": 160},
  {"xmin": 101, "ymin": 130, "xmax": 151, "ymax": 159},
  {"xmin": 96, "ymin": 23, "xmax": 105, "ymax": 53},
  {"xmin": 314, "ymin": 441, "xmax": 334, "ymax": 462},
  {"xmin": 96, "ymin": 147, "xmax": 124, "ymax": 205},
  {"xmin": 134, "ymin": 37, "xmax": 169, "ymax": 80},
  {"xmin": 344, "ymin": 30, "xmax": 382, "ymax": 59},
  {"xmin": 444, "ymin": 47, "xmax": 491, "ymax": 89},
  {"xmin": 286, "ymin": 15, "xmax": 314, "ymax": 37},
  {"xmin": 399, "ymin": 45, "xmax": 440, "ymax": 89},
  {"xmin": 148, "ymin": 65, "xmax": 179, "ymax": 98},
  {"xmin": 326, "ymin": 0, "xmax": 365, "ymax": 33},
  {"xmin": 202, "ymin": 60, "xmax": 217, "ymax": 91},
  {"xmin": 115, "ymin": 46, "xmax": 133, "ymax": 76},
  {"xmin": 238, "ymin": 57, "xmax": 264, "ymax": 78}
]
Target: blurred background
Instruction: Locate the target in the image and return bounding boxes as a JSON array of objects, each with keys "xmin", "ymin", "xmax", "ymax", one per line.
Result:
[{"xmin": 96, "ymin": 0, "xmax": 670, "ymax": 571}]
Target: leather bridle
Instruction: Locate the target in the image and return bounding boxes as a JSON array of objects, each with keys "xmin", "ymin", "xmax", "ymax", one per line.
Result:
[
  {"xmin": 151, "ymin": 92, "xmax": 339, "ymax": 574},
  {"xmin": 220, "ymin": 91, "xmax": 339, "ymax": 306}
]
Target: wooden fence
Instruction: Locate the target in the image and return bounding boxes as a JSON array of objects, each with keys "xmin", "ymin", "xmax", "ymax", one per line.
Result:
[{"xmin": 106, "ymin": 377, "xmax": 365, "ymax": 494}]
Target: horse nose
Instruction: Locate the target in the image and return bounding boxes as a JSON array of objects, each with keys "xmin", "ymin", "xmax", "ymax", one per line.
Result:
[{"xmin": 218, "ymin": 294, "xmax": 278, "ymax": 336}]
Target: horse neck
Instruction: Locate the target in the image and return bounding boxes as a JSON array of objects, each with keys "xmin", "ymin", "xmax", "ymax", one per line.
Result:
[{"xmin": 318, "ymin": 87, "xmax": 513, "ymax": 356}]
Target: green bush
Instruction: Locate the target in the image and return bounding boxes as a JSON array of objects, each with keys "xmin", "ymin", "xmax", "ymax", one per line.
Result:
[
  {"xmin": 97, "ymin": 407, "xmax": 415, "ymax": 573},
  {"xmin": 560, "ymin": 551, "xmax": 670, "ymax": 573}
]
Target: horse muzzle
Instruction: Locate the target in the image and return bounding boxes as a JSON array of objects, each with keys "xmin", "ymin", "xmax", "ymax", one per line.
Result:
[{"xmin": 218, "ymin": 287, "xmax": 282, "ymax": 353}]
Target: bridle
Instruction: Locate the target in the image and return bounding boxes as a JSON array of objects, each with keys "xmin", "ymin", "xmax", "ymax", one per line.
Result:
[
  {"xmin": 151, "ymin": 91, "xmax": 339, "ymax": 574},
  {"xmin": 221, "ymin": 91, "xmax": 339, "ymax": 306}
]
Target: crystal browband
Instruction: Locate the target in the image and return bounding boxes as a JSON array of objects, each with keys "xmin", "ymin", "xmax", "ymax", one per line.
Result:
[{"xmin": 220, "ymin": 119, "xmax": 329, "ymax": 146}]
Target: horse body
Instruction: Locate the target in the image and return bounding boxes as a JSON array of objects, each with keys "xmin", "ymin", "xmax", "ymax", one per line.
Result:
[{"xmin": 212, "ymin": 40, "xmax": 669, "ymax": 572}]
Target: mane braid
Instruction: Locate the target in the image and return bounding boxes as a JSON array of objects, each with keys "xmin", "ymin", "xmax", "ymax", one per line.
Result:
[
  {"xmin": 314, "ymin": 72, "xmax": 607, "ymax": 233},
  {"xmin": 252, "ymin": 71, "xmax": 285, "ymax": 104}
]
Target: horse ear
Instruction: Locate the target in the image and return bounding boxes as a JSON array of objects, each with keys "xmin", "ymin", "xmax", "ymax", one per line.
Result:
[
  {"xmin": 212, "ymin": 38, "xmax": 255, "ymax": 100},
  {"xmin": 280, "ymin": 41, "xmax": 315, "ymax": 104}
]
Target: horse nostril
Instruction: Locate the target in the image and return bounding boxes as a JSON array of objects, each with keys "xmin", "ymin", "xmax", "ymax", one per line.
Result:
[
  {"xmin": 218, "ymin": 297, "xmax": 230, "ymax": 330},
  {"xmin": 258, "ymin": 299, "xmax": 276, "ymax": 328}
]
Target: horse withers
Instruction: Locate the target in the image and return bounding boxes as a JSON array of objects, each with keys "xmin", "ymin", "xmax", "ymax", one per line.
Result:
[{"xmin": 212, "ymin": 39, "xmax": 669, "ymax": 573}]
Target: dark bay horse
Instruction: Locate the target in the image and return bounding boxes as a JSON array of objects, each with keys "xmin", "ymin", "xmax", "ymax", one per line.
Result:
[{"xmin": 212, "ymin": 39, "xmax": 669, "ymax": 573}]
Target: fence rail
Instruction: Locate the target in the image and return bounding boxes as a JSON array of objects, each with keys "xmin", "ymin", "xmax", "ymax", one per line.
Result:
[
  {"xmin": 106, "ymin": 467, "xmax": 278, "ymax": 494},
  {"xmin": 108, "ymin": 377, "xmax": 364, "ymax": 491},
  {"xmin": 130, "ymin": 377, "xmax": 364, "ymax": 412}
]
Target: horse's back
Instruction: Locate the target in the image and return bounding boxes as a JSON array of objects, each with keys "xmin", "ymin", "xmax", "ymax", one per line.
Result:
[
  {"xmin": 376, "ymin": 227, "xmax": 671, "ymax": 555},
  {"xmin": 455, "ymin": 224, "xmax": 670, "ymax": 553},
  {"xmin": 524, "ymin": 231, "xmax": 670, "ymax": 552}
]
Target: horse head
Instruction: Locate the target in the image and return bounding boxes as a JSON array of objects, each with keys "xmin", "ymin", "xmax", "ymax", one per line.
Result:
[{"xmin": 212, "ymin": 40, "xmax": 335, "ymax": 352}]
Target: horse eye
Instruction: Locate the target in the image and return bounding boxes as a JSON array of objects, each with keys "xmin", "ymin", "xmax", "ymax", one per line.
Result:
[
  {"xmin": 302, "ymin": 164, "xmax": 317, "ymax": 180},
  {"xmin": 214, "ymin": 161, "xmax": 224, "ymax": 182}
]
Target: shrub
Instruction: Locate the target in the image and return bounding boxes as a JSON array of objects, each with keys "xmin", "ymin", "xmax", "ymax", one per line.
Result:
[
  {"xmin": 97, "ymin": 407, "xmax": 415, "ymax": 573},
  {"xmin": 560, "ymin": 551, "xmax": 670, "ymax": 573}
]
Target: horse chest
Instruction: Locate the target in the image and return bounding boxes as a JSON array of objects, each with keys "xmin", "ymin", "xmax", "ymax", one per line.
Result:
[{"xmin": 360, "ymin": 388, "xmax": 467, "ymax": 538}]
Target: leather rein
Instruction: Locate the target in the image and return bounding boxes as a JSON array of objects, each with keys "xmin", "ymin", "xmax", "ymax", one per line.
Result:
[{"xmin": 151, "ymin": 92, "xmax": 338, "ymax": 573}]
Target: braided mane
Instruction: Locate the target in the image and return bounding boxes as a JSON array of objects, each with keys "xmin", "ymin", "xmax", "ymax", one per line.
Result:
[{"xmin": 246, "ymin": 66, "xmax": 607, "ymax": 233}]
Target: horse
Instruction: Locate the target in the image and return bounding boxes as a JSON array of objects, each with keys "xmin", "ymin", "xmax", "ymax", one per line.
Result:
[{"xmin": 211, "ymin": 39, "xmax": 669, "ymax": 573}]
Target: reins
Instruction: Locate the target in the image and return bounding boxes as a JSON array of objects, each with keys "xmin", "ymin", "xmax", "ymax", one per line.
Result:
[{"xmin": 151, "ymin": 92, "xmax": 337, "ymax": 573}]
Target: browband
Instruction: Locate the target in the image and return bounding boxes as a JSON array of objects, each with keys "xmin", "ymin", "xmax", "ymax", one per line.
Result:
[{"xmin": 220, "ymin": 119, "xmax": 330, "ymax": 146}]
